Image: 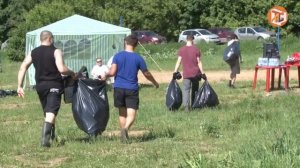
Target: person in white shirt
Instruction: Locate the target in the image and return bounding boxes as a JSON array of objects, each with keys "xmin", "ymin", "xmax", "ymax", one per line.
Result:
[
  {"xmin": 106, "ymin": 55, "xmax": 115, "ymax": 85},
  {"xmin": 91, "ymin": 58, "xmax": 109, "ymax": 80},
  {"xmin": 107, "ymin": 55, "xmax": 114, "ymax": 68}
]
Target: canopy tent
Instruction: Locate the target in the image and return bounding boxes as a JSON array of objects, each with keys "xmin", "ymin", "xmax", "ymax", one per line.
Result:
[{"xmin": 26, "ymin": 14, "xmax": 131, "ymax": 86}]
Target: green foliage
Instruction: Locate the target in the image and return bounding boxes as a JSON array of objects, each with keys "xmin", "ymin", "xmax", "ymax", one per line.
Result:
[
  {"xmin": 104, "ymin": 0, "xmax": 183, "ymax": 41},
  {"xmin": 0, "ymin": 0, "xmax": 45, "ymax": 41},
  {"xmin": 25, "ymin": 1, "xmax": 74, "ymax": 29},
  {"xmin": 2, "ymin": 0, "xmax": 300, "ymax": 62},
  {"xmin": 6, "ymin": 1, "xmax": 75, "ymax": 61},
  {"xmin": 182, "ymin": 153, "xmax": 215, "ymax": 168}
]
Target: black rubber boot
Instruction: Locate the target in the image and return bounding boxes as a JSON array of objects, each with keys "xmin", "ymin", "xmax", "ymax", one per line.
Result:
[
  {"xmin": 41, "ymin": 122, "xmax": 53, "ymax": 147},
  {"xmin": 228, "ymin": 80, "xmax": 232, "ymax": 87},
  {"xmin": 51, "ymin": 125, "xmax": 55, "ymax": 141}
]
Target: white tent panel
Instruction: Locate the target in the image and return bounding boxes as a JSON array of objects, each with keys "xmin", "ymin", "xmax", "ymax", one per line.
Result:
[{"xmin": 26, "ymin": 14, "xmax": 131, "ymax": 86}]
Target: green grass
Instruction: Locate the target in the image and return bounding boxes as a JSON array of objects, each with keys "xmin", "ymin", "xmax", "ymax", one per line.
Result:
[
  {"xmin": 137, "ymin": 37, "xmax": 300, "ymax": 72},
  {"xmin": 1, "ymin": 79, "xmax": 300, "ymax": 167},
  {"xmin": 1, "ymin": 38, "xmax": 300, "ymax": 167}
]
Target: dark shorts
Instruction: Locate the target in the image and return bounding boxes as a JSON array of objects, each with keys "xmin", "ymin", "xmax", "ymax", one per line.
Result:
[
  {"xmin": 114, "ymin": 88, "xmax": 139, "ymax": 110},
  {"xmin": 37, "ymin": 87, "xmax": 63, "ymax": 116},
  {"xmin": 230, "ymin": 59, "xmax": 240, "ymax": 76}
]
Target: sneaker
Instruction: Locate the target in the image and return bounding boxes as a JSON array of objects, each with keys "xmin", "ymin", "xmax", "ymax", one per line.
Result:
[{"xmin": 120, "ymin": 128, "xmax": 129, "ymax": 143}]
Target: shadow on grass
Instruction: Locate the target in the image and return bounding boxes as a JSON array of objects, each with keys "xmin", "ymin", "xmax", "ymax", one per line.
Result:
[
  {"xmin": 237, "ymin": 83, "xmax": 252, "ymax": 89},
  {"xmin": 75, "ymin": 136, "xmax": 96, "ymax": 143},
  {"xmin": 73, "ymin": 134, "xmax": 104, "ymax": 144},
  {"xmin": 138, "ymin": 83, "xmax": 157, "ymax": 89},
  {"xmin": 47, "ymin": 133, "xmax": 105, "ymax": 147},
  {"xmin": 133, "ymin": 128, "xmax": 175, "ymax": 142},
  {"xmin": 67, "ymin": 127, "xmax": 176, "ymax": 144},
  {"xmin": 288, "ymin": 86, "xmax": 300, "ymax": 91}
]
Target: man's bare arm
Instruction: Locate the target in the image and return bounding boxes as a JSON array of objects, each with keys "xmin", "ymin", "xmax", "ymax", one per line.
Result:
[
  {"xmin": 106, "ymin": 63, "xmax": 117, "ymax": 77},
  {"xmin": 18, "ymin": 54, "xmax": 32, "ymax": 88},
  {"xmin": 142, "ymin": 70, "xmax": 159, "ymax": 88},
  {"xmin": 54, "ymin": 49, "xmax": 75, "ymax": 77},
  {"xmin": 17, "ymin": 54, "xmax": 32, "ymax": 98},
  {"xmin": 174, "ymin": 57, "xmax": 182, "ymax": 72},
  {"xmin": 197, "ymin": 57, "xmax": 204, "ymax": 74}
]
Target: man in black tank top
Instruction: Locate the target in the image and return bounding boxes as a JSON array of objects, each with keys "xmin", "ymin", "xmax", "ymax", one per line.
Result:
[{"xmin": 17, "ymin": 30, "xmax": 76, "ymax": 147}]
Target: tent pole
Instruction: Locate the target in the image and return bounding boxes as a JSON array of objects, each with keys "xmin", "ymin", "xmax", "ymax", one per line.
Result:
[{"xmin": 138, "ymin": 41, "xmax": 163, "ymax": 71}]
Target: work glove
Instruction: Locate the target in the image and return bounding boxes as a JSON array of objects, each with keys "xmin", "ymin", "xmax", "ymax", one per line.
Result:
[
  {"xmin": 201, "ymin": 73, "xmax": 207, "ymax": 81},
  {"xmin": 195, "ymin": 73, "xmax": 202, "ymax": 80},
  {"xmin": 172, "ymin": 72, "xmax": 182, "ymax": 80}
]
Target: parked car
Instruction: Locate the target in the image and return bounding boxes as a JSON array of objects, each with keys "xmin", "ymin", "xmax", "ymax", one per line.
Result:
[
  {"xmin": 178, "ymin": 29, "xmax": 220, "ymax": 44},
  {"xmin": 208, "ymin": 28, "xmax": 235, "ymax": 43},
  {"xmin": 234, "ymin": 26, "xmax": 276, "ymax": 41},
  {"xmin": 132, "ymin": 30, "xmax": 167, "ymax": 44}
]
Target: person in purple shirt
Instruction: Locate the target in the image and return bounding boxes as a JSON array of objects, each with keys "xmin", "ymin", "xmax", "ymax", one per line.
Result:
[
  {"xmin": 105, "ymin": 34, "xmax": 159, "ymax": 143},
  {"xmin": 174, "ymin": 35, "xmax": 206, "ymax": 112}
]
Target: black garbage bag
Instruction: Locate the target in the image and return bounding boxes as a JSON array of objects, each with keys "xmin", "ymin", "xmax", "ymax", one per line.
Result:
[
  {"xmin": 72, "ymin": 79, "xmax": 109, "ymax": 135},
  {"xmin": 0, "ymin": 89, "xmax": 18, "ymax": 97},
  {"xmin": 63, "ymin": 66, "xmax": 89, "ymax": 104},
  {"xmin": 223, "ymin": 41, "xmax": 239, "ymax": 64},
  {"xmin": 192, "ymin": 80, "xmax": 219, "ymax": 109},
  {"xmin": 77, "ymin": 66, "xmax": 89, "ymax": 79},
  {"xmin": 0, "ymin": 90, "xmax": 6, "ymax": 97},
  {"xmin": 166, "ymin": 79, "xmax": 182, "ymax": 111},
  {"xmin": 63, "ymin": 76, "xmax": 75, "ymax": 103}
]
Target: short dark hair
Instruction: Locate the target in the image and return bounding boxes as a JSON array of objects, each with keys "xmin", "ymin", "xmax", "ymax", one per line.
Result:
[
  {"xmin": 228, "ymin": 34, "xmax": 238, "ymax": 40},
  {"xmin": 186, "ymin": 35, "xmax": 194, "ymax": 41},
  {"xmin": 40, "ymin": 30, "xmax": 53, "ymax": 42},
  {"xmin": 125, "ymin": 35, "xmax": 138, "ymax": 47}
]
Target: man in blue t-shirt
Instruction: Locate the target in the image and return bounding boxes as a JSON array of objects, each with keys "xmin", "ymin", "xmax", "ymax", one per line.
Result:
[{"xmin": 105, "ymin": 35, "xmax": 159, "ymax": 143}]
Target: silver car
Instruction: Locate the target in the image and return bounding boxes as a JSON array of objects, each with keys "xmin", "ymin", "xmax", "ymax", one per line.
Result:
[
  {"xmin": 178, "ymin": 29, "xmax": 220, "ymax": 44},
  {"xmin": 234, "ymin": 26, "xmax": 276, "ymax": 40}
]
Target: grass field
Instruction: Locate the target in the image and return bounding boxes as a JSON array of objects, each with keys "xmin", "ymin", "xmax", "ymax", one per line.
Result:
[
  {"xmin": 137, "ymin": 37, "xmax": 300, "ymax": 72},
  {"xmin": 0, "ymin": 38, "xmax": 300, "ymax": 168}
]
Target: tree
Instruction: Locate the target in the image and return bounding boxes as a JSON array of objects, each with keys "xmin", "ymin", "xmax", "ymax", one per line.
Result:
[
  {"xmin": 273, "ymin": 0, "xmax": 300, "ymax": 36},
  {"xmin": 6, "ymin": 1, "xmax": 74, "ymax": 61},
  {"xmin": 0, "ymin": 0, "xmax": 9, "ymax": 41},
  {"xmin": 0, "ymin": 0, "xmax": 45, "ymax": 42},
  {"xmin": 4, "ymin": 0, "xmax": 300, "ymax": 61},
  {"xmin": 104, "ymin": 0, "xmax": 184, "ymax": 41}
]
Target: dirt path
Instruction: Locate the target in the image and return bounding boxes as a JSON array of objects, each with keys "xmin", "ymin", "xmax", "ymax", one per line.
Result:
[{"xmin": 138, "ymin": 69, "xmax": 300, "ymax": 84}]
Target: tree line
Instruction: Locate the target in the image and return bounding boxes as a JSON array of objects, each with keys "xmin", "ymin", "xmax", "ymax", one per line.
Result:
[{"xmin": 0, "ymin": 0, "xmax": 299, "ymax": 61}]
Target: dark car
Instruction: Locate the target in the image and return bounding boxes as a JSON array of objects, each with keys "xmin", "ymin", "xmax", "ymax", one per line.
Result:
[
  {"xmin": 132, "ymin": 30, "xmax": 167, "ymax": 44},
  {"xmin": 208, "ymin": 28, "xmax": 235, "ymax": 43}
]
